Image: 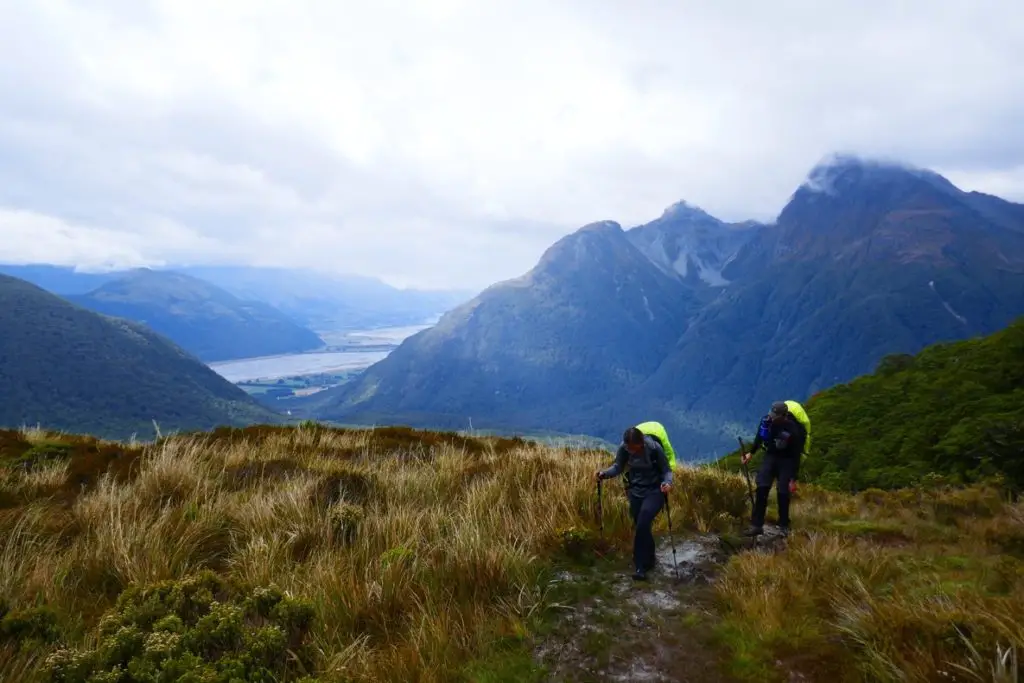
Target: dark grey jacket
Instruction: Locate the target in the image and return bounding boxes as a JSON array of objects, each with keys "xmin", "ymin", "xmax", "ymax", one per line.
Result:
[{"xmin": 599, "ymin": 435, "xmax": 674, "ymax": 499}]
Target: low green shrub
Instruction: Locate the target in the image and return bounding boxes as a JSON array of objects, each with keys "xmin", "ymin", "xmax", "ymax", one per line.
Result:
[
  {"xmin": 43, "ymin": 571, "xmax": 320, "ymax": 682},
  {"xmin": 1, "ymin": 604, "xmax": 63, "ymax": 651}
]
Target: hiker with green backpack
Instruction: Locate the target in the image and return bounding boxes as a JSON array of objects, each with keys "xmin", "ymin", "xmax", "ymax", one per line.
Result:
[
  {"xmin": 740, "ymin": 400, "xmax": 810, "ymax": 537},
  {"xmin": 595, "ymin": 424, "xmax": 674, "ymax": 581}
]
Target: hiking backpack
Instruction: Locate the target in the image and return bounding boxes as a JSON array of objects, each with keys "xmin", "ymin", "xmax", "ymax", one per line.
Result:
[
  {"xmin": 635, "ymin": 421, "xmax": 677, "ymax": 469},
  {"xmin": 783, "ymin": 400, "xmax": 812, "ymax": 458}
]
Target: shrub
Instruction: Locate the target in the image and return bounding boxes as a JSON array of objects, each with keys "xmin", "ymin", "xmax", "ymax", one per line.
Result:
[
  {"xmin": 555, "ymin": 525, "xmax": 597, "ymax": 561},
  {"xmin": 1, "ymin": 605, "xmax": 62, "ymax": 651},
  {"xmin": 43, "ymin": 571, "xmax": 320, "ymax": 682}
]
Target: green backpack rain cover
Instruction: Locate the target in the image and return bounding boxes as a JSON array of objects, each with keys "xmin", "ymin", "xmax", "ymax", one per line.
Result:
[
  {"xmin": 784, "ymin": 400, "xmax": 812, "ymax": 458},
  {"xmin": 635, "ymin": 421, "xmax": 677, "ymax": 469}
]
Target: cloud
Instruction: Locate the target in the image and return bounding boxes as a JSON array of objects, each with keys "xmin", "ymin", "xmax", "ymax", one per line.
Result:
[
  {"xmin": 0, "ymin": 0, "xmax": 1022, "ymax": 289},
  {"xmin": 0, "ymin": 208, "xmax": 157, "ymax": 270}
]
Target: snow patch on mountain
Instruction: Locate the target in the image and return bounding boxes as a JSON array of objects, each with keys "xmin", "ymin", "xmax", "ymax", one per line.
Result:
[
  {"xmin": 626, "ymin": 205, "xmax": 759, "ymax": 287},
  {"xmin": 635, "ymin": 232, "xmax": 743, "ymax": 285},
  {"xmin": 641, "ymin": 293, "xmax": 655, "ymax": 321},
  {"xmin": 694, "ymin": 257, "xmax": 731, "ymax": 287}
]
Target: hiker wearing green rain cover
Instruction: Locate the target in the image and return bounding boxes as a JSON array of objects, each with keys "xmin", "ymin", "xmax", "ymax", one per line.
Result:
[
  {"xmin": 596, "ymin": 426, "xmax": 673, "ymax": 581},
  {"xmin": 741, "ymin": 400, "xmax": 808, "ymax": 537}
]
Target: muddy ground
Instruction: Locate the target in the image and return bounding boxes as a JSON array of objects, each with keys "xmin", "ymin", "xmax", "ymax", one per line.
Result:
[{"xmin": 532, "ymin": 527, "xmax": 792, "ymax": 683}]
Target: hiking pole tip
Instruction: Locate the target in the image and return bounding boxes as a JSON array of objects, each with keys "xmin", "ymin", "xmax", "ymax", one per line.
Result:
[{"xmin": 665, "ymin": 492, "xmax": 679, "ymax": 581}]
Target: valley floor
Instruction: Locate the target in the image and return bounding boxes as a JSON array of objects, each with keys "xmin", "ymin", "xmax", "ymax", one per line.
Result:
[{"xmin": 0, "ymin": 425, "xmax": 1021, "ymax": 682}]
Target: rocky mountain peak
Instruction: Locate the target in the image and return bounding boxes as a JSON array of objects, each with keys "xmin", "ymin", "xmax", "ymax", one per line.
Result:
[
  {"xmin": 626, "ymin": 201, "xmax": 760, "ymax": 286},
  {"xmin": 797, "ymin": 153, "xmax": 959, "ymax": 200}
]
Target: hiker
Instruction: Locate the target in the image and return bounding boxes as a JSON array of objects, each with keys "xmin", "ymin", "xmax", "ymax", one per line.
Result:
[
  {"xmin": 595, "ymin": 426, "xmax": 673, "ymax": 580},
  {"xmin": 741, "ymin": 401, "xmax": 807, "ymax": 537}
]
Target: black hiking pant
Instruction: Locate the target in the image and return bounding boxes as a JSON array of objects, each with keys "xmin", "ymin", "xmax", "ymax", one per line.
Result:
[
  {"xmin": 751, "ymin": 454, "xmax": 799, "ymax": 529},
  {"xmin": 629, "ymin": 490, "xmax": 664, "ymax": 572}
]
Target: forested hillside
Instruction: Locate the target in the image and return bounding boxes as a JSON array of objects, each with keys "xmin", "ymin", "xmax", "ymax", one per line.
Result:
[
  {"xmin": 0, "ymin": 274, "xmax": 279, "ymax": 439},
  {"xmin": 720, "ymin": 316, "xmax": 1024, "ymax": 491}
]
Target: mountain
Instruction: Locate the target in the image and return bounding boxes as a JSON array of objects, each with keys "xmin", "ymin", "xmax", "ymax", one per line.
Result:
[
  {"xmin": 0, "ymin": 273, "xmax": 279, "ymax": 439},
  {"xmin": 961, "ymin": 190, "xmax": 1024, "ymax": 235},
  {"xmin": 633, "ymin": 155, "xmax": 1024, "ymax": 448},
  {"xmin": 625, "ymin": 201, "xmax": 762, "ymax": 286},
  {"xmin": 171, "ymin": 265, "xmax": 475, "ymax": 330},
  {"xmin": 718, "ymin": 315, "xmax": 1024, "ymax": 491},
  {"xmin": 317, "ymin": 221, "xmax": 706, "ymax": 433},
  {"xmin": 0, "ymin": 264, "xmax": 117, "ymax": 294},
  {"xmin": 0, "ymin": 263, "xmax": 473, "ymax": 332},
  {"xmin": 311, "ymin": 154, "xmax": 1024, "ymax": 456},
  {"xmin": 67, "ymin": 269, "xmax": 326, "ymax": 362}
]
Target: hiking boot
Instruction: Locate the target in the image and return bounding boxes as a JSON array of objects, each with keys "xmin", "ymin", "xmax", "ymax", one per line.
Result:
[
  {"xmin": 779, "ymin": 525, "xmax": 790, "ymax": 537},
  {"xmin": 632, "ymin": 569, "xmax": 648, "ymax": 581},
  {"xmin": 742, "ymin": 525, "xmax": 763, "ymax": 537}
]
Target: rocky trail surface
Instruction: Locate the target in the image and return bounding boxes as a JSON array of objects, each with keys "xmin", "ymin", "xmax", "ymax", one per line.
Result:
[{"xmin": 533, "ymin": 527, "xmax": 794, "ymax": 683}]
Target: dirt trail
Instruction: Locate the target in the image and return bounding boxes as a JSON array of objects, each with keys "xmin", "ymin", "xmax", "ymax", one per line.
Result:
[{"xmin": 533, "ymin": 528, "xmax": 790, "ymax": 683}]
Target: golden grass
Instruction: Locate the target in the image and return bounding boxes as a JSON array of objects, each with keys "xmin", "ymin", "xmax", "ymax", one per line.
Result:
[
  {"xmin": 0, "ymin": 424, "xmax": 1022, "ymax": 682},
  {"xmin": 0, "ymin": 424, "xmax": 641, "ymax": 682},
  {"xmin": 713, "ymin": 480, "xmax": 1024, "ymax": 682}
]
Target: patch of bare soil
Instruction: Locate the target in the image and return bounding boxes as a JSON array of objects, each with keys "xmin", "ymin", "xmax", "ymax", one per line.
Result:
[{"xmin": 533, "ymin": 528, "xmax": 790, "ymax": 683}]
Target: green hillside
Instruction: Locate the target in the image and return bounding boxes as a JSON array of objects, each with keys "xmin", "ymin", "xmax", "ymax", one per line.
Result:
[
  {"xmin": 0, "ymin": 274, "xmax": 280, "ymax": 440},
  {"xmin": 719, "ymin": 316, "xmax": 1024, "ymax": 491}
]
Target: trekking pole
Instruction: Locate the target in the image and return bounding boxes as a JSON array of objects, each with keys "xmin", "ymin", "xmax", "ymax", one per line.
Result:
[
  {"xmin": 664, "ymin": 492, "xmax": 679, "ymax": 581},
  {"xmin": 737, "ymin": 437, "xmax": 755, "ymax": 509},
  {"xmin": 596, "ymin": 478, "xmax": 604, "ymax": 539}
]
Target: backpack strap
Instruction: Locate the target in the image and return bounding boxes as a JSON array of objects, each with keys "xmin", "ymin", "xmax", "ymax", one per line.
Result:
[{"xmin": 645, "ymin": 435, "xmax": 667, "ymax": 476}]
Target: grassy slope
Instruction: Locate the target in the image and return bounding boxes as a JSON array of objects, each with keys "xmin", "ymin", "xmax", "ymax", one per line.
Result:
[
  {"xmin": 712, "ymin": 480, "xmax": 1024, "ymax": 681},
  {"xmin": 0, "ymin": 425, "xmax": 1021, "ymax": 682}
]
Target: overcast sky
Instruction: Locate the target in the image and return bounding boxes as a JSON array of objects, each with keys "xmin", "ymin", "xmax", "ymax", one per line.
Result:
[{"xmin": 1, "ymin": 0, "xmax": 1022, "ymax": 289}]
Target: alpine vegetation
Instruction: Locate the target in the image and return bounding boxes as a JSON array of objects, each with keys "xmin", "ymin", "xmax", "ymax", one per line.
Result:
[{"xmin": 1, "ymin": 416, "xmax": 1023, "ymax": 682}]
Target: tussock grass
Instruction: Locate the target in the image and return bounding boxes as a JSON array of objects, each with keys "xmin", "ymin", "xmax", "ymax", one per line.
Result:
[
  {"xmin": 1, "ymin": 424, "xmax": 1021, "ymax": 681},
  {"xmin": 713, "ymin": 479, "xmax": 1024, "ymax": 681},
  {"xmin": 0, "ymin": 425, "xmax": 630, "ymax": 681}
]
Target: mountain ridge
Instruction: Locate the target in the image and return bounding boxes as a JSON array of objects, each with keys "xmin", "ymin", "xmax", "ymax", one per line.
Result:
[
  {"xmin": 170, "ymin": 265, "xmax": 474, "ymax": 330},
  {"xmin": 0, "ymin": 273, "xmax": 279, "ymax": 440},
  {"xmin": 726, "ymin": 154, "xmax": 1024, "ymax": 273},
  {"xmin": 320, "ymin": 219, "xmax": 706, "ymax": 433},
  {"xmin": 66, "ymin": 268, "xmax": 327, "ymax": 362},
  {"xmin": 629, "ymin": 155, "xmax": 1024, "ymax": 454},
  {"xmin": 625, "ymin": 202, "xmax": 762, "ymax": 286},
  {"xmin": 312, "ymin": 154, "xmax": 1024, "ymax": 457},
  {"xmin": 0, "ymin": 263, "xmax": 472, "ymax": 332}
]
